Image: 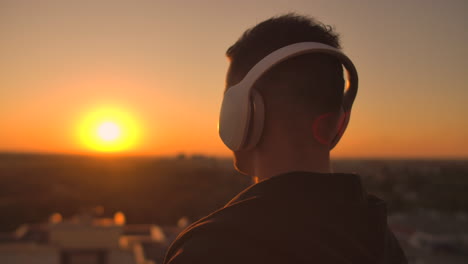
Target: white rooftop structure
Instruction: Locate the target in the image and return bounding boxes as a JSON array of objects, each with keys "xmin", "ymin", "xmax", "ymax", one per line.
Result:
[{"xmin": 0, "ymin": 212, "xmax": 185, "ymax": 264}]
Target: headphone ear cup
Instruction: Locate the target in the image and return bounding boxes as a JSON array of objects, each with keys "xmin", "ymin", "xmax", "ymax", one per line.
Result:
[
  {"xmin": 243, "ymin": 90, "xmax": 265, "ymax": 150},
  {"xmin": 329, "ymin": 107, "xmax": 349, "ymax": 150}
]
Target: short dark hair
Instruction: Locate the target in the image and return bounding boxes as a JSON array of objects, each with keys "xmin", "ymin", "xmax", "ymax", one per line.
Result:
[{"xmin": 226, "ymin": 13, "xmax": 345, "ymax": 113}]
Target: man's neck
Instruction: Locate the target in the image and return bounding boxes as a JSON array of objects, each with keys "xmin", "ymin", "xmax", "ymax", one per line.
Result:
[{"xmin": 253, "ymin": 148, "xmax": 331, "ymax": 182}]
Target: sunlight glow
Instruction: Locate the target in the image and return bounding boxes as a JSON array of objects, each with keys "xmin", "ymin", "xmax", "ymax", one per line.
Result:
[{"xmin": 78, "ymin": 107, "xmax": 140, "ymax": 152}]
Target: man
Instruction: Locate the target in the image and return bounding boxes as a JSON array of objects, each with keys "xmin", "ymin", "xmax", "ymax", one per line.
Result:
[{"xmin": 164, "ymin": 14, "xmax": 407, "ymax": 264}]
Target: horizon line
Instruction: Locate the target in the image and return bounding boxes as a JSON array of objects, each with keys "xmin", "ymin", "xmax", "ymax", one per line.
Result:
[{"xmin": 0, "ymin": 150, "xmax": 466, "ymax": 161}]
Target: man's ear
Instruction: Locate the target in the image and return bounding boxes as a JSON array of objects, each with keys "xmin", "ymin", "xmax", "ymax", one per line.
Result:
[{"xmin": 312, "ymin": 110, "xmax": 345, "ymax": 146}]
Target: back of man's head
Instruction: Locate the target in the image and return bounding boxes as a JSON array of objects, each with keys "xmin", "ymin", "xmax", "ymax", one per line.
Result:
[{"xmin": 225, "ymin": 14, "xmax": 349, "ymax": 176}]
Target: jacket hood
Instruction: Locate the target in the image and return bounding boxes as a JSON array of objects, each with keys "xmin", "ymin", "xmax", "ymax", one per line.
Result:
[
  {"xmin": 165, "ymin": 171, "xmax": 407, "ymax": 264},
  {"xmin": 219, "ymin": 172, "xmax": 390, "ymax": 263}
]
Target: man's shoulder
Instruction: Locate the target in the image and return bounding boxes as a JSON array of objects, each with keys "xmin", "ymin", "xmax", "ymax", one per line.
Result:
[
  {"xmin": 168, "ymin": 194, "xmax": 266, "ymax": 248},
  {"xmin": 163, "ymin": 197, "xmax": 284, "ymax": 264}
]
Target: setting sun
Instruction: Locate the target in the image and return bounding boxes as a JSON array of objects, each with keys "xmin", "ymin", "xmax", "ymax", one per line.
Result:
[
  {"xmin": 97, "ymin": 122, "xmax": 121, "ymax": 142},
  {"xmin": 78, "ymin": 107, "xmax": 140, "ymax": 153}
]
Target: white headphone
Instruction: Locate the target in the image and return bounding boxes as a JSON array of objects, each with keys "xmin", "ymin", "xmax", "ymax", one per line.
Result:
[{"xmin": 218, "ymin": 42, "xmax": 358, "ymax": 151}]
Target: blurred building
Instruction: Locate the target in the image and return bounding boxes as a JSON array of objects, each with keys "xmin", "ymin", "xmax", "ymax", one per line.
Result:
[{"xmin": 0, "ymin": 212, "xmax": 185, "ymax": 264}]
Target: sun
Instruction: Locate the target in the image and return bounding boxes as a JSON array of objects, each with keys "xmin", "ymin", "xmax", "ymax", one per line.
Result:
[
  {"xmin": 78, "ymin": 107, "xmax": 140, "ymax": 153},
  {"xmin": 97, "ymin": 121, "xmax": 121, "ymax": 142}
]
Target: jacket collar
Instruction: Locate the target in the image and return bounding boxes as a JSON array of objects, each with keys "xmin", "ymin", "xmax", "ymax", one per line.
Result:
[{"xmin": 227, "ymin": 171, "xmax": 366, "ymax": 206}]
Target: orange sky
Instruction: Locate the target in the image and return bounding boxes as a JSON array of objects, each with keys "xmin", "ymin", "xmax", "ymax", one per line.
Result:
[{"xmin": 0, "ymin": 0, "xmax": 467, "ymax": 158}]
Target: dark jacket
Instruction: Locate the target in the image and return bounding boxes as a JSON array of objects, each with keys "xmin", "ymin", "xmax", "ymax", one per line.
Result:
[{"xmin": 164, "ymin": 171, "xmax": 407, "ymax": 264}]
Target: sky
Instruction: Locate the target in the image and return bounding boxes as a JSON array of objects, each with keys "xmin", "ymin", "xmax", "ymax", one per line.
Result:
[{"xmin": 0, "ymin": 0, "xmax": 467, "ymax": 158}]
